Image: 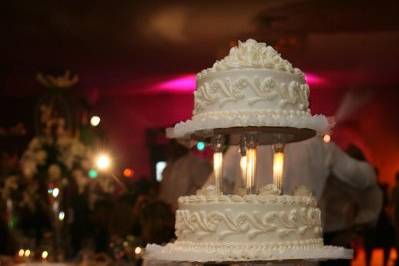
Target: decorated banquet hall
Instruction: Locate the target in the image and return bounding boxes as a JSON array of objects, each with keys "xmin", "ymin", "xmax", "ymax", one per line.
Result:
[{"xmin": 1, "ymin": 1, "xmax": 399, "ymax": 266}]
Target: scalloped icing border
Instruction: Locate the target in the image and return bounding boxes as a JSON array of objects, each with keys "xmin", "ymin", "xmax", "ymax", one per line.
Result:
[
  {"xmin": 178, "ymin": 194, "xmax": 317, "ymax": 207},
  {"xmin": 168, "ymin": 110, "xmax": 329, "ymax": 138},
  {"xmin": 145, "ymin": 240, "xmax": 353, "ymax": 263}
]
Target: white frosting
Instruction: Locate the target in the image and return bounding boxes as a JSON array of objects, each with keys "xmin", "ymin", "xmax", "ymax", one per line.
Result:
[
  {"xmin": 145, "ymin": 185, "xmax": 353, "ymax": 262},
  {"xmin": 145, "ymin": 242, "xmax": 353, "ymax": 263},
  {"xmin": 169, "ymin": 109, "xmax": 329, "ymax": 138},
  {"xmin": 167, "ymin": 39, "xmax": 330, "ymax": 138},
  {"xmin": 197, "ymin": 39, "xmax": 303, "ymax": 78},
  {"xmin": 176, "ymin": 185, "xmax": 321, "ymax": 244},
  {"xmin": 194, "ymin": 70, "xmax": 309, "ymax": 116}
]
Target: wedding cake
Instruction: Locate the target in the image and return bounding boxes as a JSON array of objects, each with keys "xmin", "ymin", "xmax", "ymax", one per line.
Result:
[
  {"xmin": 168, "ymin": 39, "xmax": 329, "ymax": 139},
  {"xmin": 146, "ymin": 39, "xmax": 352, "ymax": 263}
]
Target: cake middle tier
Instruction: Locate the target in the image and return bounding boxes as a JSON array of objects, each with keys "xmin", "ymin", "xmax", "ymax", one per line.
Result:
[
  {"xmin": 193, "ymin": 69, "xmax": 310, "ymax": 117},
  {"xmin": 176, "ymin": 194, "xmax": 322, "ymax": 243}
]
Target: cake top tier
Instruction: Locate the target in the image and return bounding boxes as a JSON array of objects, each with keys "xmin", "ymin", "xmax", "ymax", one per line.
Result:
[{"xmin": 197, "ymin": 39, "xmax": 304, "ymax": 79}]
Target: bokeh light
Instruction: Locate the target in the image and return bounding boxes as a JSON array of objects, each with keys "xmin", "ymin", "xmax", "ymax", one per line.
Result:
[
  {"xmin": 123, "ymin": 168, "xmax": 134, "ymax": 178},
  {"xmin": 41, "ymin": 250, "xmax": 48, "ymax": 259},
  {"xmin": 323, "ymin": 134, "xmax": 331, "ymax": 143},
  {"xmin": 24, "ymin": 249, "xmax": 31, "ymax": 257},
  {"xmin": 58, "ymin": 211, "xmax": 65, "ymax": 221},
  {"xmin": 90, "ymin": 115, "xmax": 101, "ymax": 127},
  {"xmin": 134, "ymin": 247, "xmax": 142, "ymax": 255},
  {"xmin": 196, "ymin": 141, "xmax": 206, "ymax": 151},
  {"xmin": 95, "ymin": 153, "xmax": 112, "ymax": 170},
  {"xmin": 52, "ymin": 188, "xmax": 60, "ymax": 198},
  {"xmin": 88, "ymin": 169, "xmax": 98, "ymax": 179}
]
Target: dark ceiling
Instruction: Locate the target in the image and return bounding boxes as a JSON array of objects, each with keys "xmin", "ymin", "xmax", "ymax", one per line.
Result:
[{"xmin": 2, "ymin": 0, "xmax": 399, "ymax": 96}]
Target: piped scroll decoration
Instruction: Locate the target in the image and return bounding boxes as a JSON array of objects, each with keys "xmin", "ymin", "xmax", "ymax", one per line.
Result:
[{"xmin": 176, "ymin": 207, "xmax": 322, "ymax": 241}]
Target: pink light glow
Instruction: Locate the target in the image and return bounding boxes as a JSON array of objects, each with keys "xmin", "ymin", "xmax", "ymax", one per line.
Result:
[
  {"xmin": 155, "ymin": 74, "xmax": 196, "ymax": 92},
  {"xmin": 305, "ymin": 73, "xmax": 325, "ymax": 85},
  {"xmin": 154, "ymin": 72, "xmax": 325, "ymax": 93}
]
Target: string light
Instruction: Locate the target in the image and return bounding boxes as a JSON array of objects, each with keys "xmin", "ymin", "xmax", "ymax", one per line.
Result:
[
  {"xmin": 18, "ymin": 249, "xmax": 24, "ymax": 257},
  {"xmin": 58, "ymin": 211, "xmax": 65, "ymax": 221},
  {"xmin": 90, "ymin": 115, "xmax": 101, "ymax": 127},
  {"xmin": 134, "ymin": 247, "xmax": 142, "ymax": 255},
  {"xmin": 95, "ymin": 153, "xmax": 112, "ymax": 170},
  {"xmin": 41, "ymin": 250, "xmax": 49, "ymax": 259},
  {"xmin": 24, "ymin": 249, "xmax": 31, "ymax": 257},
  {"xmin": 52, "ymin": 188, "xmax": 60, "ymax": 198},
  {"xmin": 323, "ymin": 134, "xmax": 331, "ymax": 143}
]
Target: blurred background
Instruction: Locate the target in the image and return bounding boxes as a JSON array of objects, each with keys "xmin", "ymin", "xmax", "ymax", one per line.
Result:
[{"xmin": 0, "ymin": 0, "xmax": 399, "ymax": 265}]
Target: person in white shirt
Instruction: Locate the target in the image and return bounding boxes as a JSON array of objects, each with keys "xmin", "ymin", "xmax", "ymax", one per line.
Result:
[
  {"xmin": 219, "ymin": 136, "xmax": 381, "ymax": 237},
  {"xmin": 159, "ymin": 140, "xmax": 212, "ymax": 212}
]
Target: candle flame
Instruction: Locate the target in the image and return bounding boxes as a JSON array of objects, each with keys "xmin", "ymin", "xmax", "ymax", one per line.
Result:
[{"xmin": 273, "ymin": 151, "xmax": 284, "ymax": 191}]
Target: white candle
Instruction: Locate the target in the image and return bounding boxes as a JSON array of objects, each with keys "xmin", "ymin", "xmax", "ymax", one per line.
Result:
[
  {"xmin": 273, "ymin": 149, "xmax": 284, "ymax": 192},
  {"xmin": 246, "ymin": 148, "xmax": 256, "ymax": 193},
  {"xmin": 213, "ymin": 152, "xmax": 223, "ymax": 193},
  {"xmin": 240, "ymin": 155, "xmax": 247, "ymax": 184}
]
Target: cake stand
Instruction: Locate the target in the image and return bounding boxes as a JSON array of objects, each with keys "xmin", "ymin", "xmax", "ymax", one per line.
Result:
[{"xmin": 145, "ymin": 125, "xmax": 353, "ymax": 265}]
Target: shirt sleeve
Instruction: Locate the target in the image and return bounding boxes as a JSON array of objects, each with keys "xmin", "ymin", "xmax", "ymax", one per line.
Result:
[{"xmin": 328, "ymin": 143, "xmax": 376, "ymax": 189}]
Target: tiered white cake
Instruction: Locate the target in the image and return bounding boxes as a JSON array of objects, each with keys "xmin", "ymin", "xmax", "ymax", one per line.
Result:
[
  {"xmin": 168, "ymin": 39, "xmax": 329, "ymax": 138},
  {"xmin": 147, "ymin": 40, "xmax": 352, "ymax": 263},
  {"xmin": 147, "ymin": 185, "xmax": 351, "ymax": 262}
]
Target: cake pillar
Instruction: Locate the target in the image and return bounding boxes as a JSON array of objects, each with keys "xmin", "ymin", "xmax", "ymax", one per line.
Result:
[
  {"xmin": 212, "ymin": 134, "xmax": 225, "ymax": 194},
  {"xmin": 272, "ymin": 143, "xmax": 285, "ymax": 193}
]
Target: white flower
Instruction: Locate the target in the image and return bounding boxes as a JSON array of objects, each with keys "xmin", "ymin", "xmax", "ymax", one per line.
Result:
[
  {"xmin": 98, "ymin": 177, "xmax": 114, "ymax": 194},
  {"xmin": 70, "ymin": 140, "xmax": 85, "ymax": 157},
  {"xmin": 73, "ymin": 169, "xmax": 88, "ymax": 194},
  {"xmin": 293, "ymin": 185, "xmax": 313, "ymax": 197},
  {"xmin": 63, "ymin": 154, "xmax": 74, "ymax": 170},
  {"xmin": 21, "ymin": 159, "xmax": 37, "ymax": 178},
  {"xmin": 81, "ymin": 159, "xmax": 91, "ymax": 170},
  {"xmin": 196, "ymin": 185, "xmax": 220, "ymax": 196},
  {"xmin": 4, "ymin": 176, "xmax": 18, "ymax": 191},
  {"xmin": 259, "ymin": 184, "xmax": 281, "ymax": 196},
  {"xmin": 57, "ymin": 136, "xmax": 72, "ymax": 148},
  {"xmin": 35, "ymin": 150, "xmax": 47, "ymax": 165},
  {"xmin": 48, "ymin": 164, "xmax": 62, "ymax": 181},
  {"xmin": 28, "ymin": 137, "xmax": 42, "ymax": 151}
]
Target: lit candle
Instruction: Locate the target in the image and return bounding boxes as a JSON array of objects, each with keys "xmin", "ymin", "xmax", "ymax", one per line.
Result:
[
  {"xmin": 246, "ymin": 148, "xmax": 256, "ymax": 193},
  {"xmin": 245, "ymin": 135, "xmax": 257, "ymax": 194},
  {"xmin": 240, "ymin": 155, "xmax": 247, "ymax": 183},
  {"xmin": 272, "ymin": 144, "xmax": 285, "ymax": 192},
  {"xmin": 212, "ymin": 134, "xmax": 225, "ymax": 193},
  {"xmin": 239, "ymin": 135, "xmax": 247, "ymax": 187},
  {"xmin": 213, "ymin": 152, "xmax": 223, "ymax": 193}
]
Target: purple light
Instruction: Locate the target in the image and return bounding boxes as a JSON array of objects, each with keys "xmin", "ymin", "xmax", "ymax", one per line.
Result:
[
  {"xmin": 305, "ymin": 73, "xmax": 325, "ymax": 85},
  {"xmin": 154, "ymin": 72, "xmax": 325, "ymax": 93},
  {"xmin": 155, "ymin": 74, "xmax": 196, "ymax": 92}
]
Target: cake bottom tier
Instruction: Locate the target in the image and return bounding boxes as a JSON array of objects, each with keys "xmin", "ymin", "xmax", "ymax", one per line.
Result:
[{"xmin": 145, "ymin": 239, "xmax": 353, "ymax": 263}]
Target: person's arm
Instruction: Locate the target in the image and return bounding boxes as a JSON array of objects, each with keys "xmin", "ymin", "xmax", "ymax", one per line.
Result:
[{"xmin": 328, "ymin": 143, "xmax": 376, "ymax": 189}]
